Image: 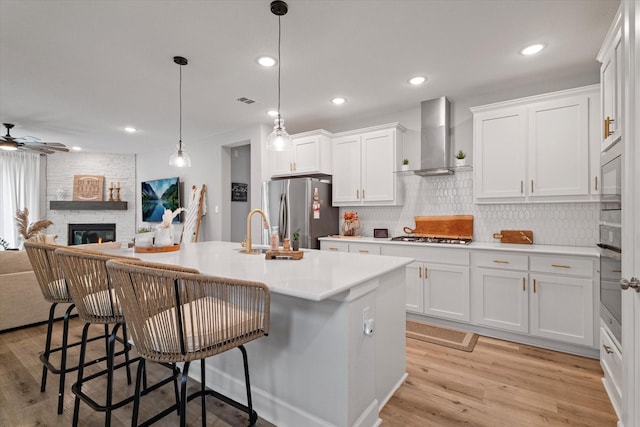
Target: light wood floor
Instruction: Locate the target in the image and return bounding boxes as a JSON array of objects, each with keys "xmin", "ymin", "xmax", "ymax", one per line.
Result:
[{"xmin": 0, "ymin": 317, "xmax": 617, "ymax": 426}]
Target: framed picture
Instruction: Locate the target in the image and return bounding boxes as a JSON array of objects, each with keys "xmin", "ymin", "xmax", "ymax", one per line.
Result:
[
  {"xmin": 141, "ymin": 177, "xmax": 182, "ymax": 223},
  {"xmin": 73, "ymin": 175, "xmax": 104, "ymax": 201},
  {"xmin": 231, "ymin": 182, "xmax": 248, "ymax": 202}
]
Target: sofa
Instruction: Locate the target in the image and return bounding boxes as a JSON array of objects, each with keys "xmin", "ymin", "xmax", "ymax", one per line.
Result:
[{"xmin": 0, "ymin": 250, "xmax": 67, "ymax": 331}]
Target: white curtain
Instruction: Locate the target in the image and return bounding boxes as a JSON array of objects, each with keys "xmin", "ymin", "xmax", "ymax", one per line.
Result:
[{"xmin": 0, "ymin": 152, "xmax": 42, "ymax": 248}]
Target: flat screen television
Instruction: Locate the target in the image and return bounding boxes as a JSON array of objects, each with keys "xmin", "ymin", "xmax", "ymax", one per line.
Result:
[{"xmin": 141, "ymin": 177, "xmax": 182, "ymax": 223}]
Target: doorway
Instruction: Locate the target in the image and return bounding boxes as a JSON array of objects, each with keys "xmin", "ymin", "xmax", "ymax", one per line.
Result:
[{"xmin": 229, "ymin": 144, "xmax": 251, "ymax": 242}]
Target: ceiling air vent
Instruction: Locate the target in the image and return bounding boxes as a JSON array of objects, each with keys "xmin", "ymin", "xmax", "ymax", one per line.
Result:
[{"xmin": 236, "ymin": 97, "xmax": 256, "ymax": 105}]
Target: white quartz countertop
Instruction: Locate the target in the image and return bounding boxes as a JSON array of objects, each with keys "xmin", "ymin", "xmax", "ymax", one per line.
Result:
[
  {"xmin": 319, "ymin": 236, "xmax": 599, "ymax": 257},
  {"xmin": 106, "ymin": 240, "xmax": 412, "ymax": 302}
]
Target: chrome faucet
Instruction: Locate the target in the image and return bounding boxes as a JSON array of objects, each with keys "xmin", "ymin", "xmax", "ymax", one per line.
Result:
[{"xmin": 241, "ymin": 208, "xmax": 270, "ymax": 254}]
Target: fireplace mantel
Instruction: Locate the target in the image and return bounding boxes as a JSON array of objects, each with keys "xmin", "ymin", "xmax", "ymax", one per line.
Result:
[{"xmin": 50, "ymin": 201, "xmax": 128, "ymax": 210}]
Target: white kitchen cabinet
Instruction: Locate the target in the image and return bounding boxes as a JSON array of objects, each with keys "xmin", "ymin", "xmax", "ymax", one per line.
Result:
[
  {"xmin": 332, "ymin": 123, "xmax": 405, "ymax": 206},
  {"xmin": 529, "ymin": 254, "xmax": 594, "ymax": 347},
  {"xmin": 382, "ymin": 245, "xmax": 470, "ymax": 321},
  {"xmin": 473, "ymin": 107, "xmax": 527, "ymax": 201},
  {"xmin": 473, "ymin": 267, "xmax": 529, "ymax": 333},
  {"xmin": 597, "ymin": 10, "xmax": 622, "ymax": 152},
  {"xmin": 319, "ymin": 240, "xmax": 349, "ymax": 252},
  {"xmin": 472, "ymin": 251, "xmax": 596, "ymax": 347},
  {"xmin": 471, "ymin": 85, "xmax": 600, "ymax": 203},
  {"xmin": 319, "ymin": 240, "xmax": 382, "ymax": 255},
  {"xmin": 271, "ymin": 130, "xmax": 332, "ymax": 177}
]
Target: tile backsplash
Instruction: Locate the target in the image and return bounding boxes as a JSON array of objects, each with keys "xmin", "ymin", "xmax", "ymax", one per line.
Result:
[{"xmin": 347, "ymin": 170, "xmax": 599, "ymax": 247}]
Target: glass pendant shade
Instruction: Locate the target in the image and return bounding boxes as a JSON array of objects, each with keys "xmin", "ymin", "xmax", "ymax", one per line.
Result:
[
  {"xmin": 266, "ymin": 117, "xmax": 292, "ymax": 151},
  {"xmin": 169, "ymin": 141, "xmax": 191, "ymax": 167}
]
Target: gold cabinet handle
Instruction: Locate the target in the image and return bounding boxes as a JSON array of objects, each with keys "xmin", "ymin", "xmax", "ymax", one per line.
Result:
[
  {"xmin": 603, "ymin": 344, "xmax": 614, "ymax": 354},
  {"xmin": 328, "ymin": 247, "xmax": 339, "ymax": 251},
  {"xmin": 520, "ymin": 180, "xmax": 523, "ymax": 194},
  {"xmin": 424, "ymin": 266, "xmax": 428, "ymax": 279},
  {"xmin": 595, "ymin": 176, "xmax": 598, "ymax": 192},
  {"xmin": 358, "ymin": 249, "xmax": 369, "ymax": 254},
  {"xmin": 418, "ymin": 266, "xmax": 422, "ymax": 279},
  {"xmin": 493, "ymin": 260, "xmax": 510, "ymax": 264},
  {"xmin": 356, "ymin": 189, "xmax": 359, "ymax": 199},
  {"xmin": 362, "ymin": 189, "xmax": 365, "ymax": 199},
  {"xmin": 522, "ymin": 277, "xmax": 526, "ymax": 291},
  {"xmin": 531, "ymin": 179, "xmax": 534, "ymax": 193},
  {"xmin": 604, "ymin": 116, "xmax": 615, "ymax": 138},
  {"xmin": 551, "ymin": 264, "xmax": 571, "ymax": 269},
  {"xmin": 533, "ymin": 278, "xmax": 537, "ymax": 293}
]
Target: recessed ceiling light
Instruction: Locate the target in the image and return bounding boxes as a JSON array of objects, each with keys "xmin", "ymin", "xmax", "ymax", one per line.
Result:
[
  {"xmin": 520, "ymin": 43, "xmax": 546, "ymax": 56},
  {"xmin": 267, "ymin": 110, "xmax": 279, "ymax": 117},
  {"xmin": 71, "ymin": 146, "xmax": 82, "ymax": 151},
  {"xmin": 409, "ymin": 76, "xmax": 426, "ymax": 86},
  {"xmin": 124, "ymin": 127, "xmax": 136, "ymax": 133},
  {"xmin": 257, "ymin": 56, "xmax": 277, "ymax": 67},
  {"xmin": 332, "ymin": 97, "xmax": 346, "ymax": 105}
]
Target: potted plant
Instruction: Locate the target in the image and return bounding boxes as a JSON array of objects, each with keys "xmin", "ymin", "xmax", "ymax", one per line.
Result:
[
  {"xmin": 292, "ymin": 229, "xmax": 300, "ymax": 251},
  {"xmin": 455, "ymin": 150, "xmax": 466, "ymax": 167},
  {"xmin": 401, "ymin": 159, "xmax": 409, "ymax": 172}
]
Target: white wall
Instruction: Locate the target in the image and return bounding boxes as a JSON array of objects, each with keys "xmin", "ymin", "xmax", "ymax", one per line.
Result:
[{"xmin": 135, "ymin": 124, "xmax": 270, "ymax": 244}]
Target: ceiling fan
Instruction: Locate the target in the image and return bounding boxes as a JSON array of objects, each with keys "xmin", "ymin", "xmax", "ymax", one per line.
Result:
[{"xmin": 0, "ymin": 123, "xmax": 69, "ymax": 154}]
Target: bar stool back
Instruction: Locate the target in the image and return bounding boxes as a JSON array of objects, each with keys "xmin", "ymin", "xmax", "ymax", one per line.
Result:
[{"xmin": 106, "ymin": 258, "xmax": 270, "ymax": 427}]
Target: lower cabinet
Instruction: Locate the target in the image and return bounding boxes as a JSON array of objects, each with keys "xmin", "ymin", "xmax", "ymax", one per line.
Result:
[
  {"xmin": 471, "ymin": 251, "xmax": 596, "ymax": 348},
  {"xmin": 383, "ymin": 245, "xmax": 470, "ymax": 322},
  {"xmin": 473, "ymin": 268, "xmax": 528, "ymax": 333}
]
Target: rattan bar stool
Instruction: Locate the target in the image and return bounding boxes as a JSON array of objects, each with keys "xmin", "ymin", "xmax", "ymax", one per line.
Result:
[
  {"xmin": 24, "ymin": 241, "xmax": 112, "ymax": 415},
  {"xmin": 106, "ymin": 258, "xmax": 271, "ymax": 427},
  {"xmin": 56, "ymin": 248, "xmax": 181, "ymax": 427}
]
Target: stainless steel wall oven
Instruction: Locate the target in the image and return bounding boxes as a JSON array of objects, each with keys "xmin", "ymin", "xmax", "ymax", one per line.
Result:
[{"xmin": 597, "ymin": 141, "xmax": 622, "ymax": 344}]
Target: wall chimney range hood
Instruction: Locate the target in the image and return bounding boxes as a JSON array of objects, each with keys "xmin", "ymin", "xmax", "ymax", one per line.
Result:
[{"xmin": 414, "ymin": 97, "xmax": 453, "ymax": 176}]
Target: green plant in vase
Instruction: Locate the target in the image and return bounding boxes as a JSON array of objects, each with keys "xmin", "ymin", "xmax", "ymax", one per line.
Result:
[
  {"xmin": 292, "ymin": 229, "xmax": 300, "ymax": 251},
  {"xmin": 455, "ymin": 150, "xmax": 466, "ymax": 167}
]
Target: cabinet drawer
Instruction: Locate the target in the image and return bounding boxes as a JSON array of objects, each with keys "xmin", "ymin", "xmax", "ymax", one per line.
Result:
[
  {"xmin": 600, "ymin": 326, "xmax": 622, "ymax": 398},
  {"xmin": 530, "ymin": 255, "xmax": 593, "ymax": 277},
  {"xmin": 348, "ymin": 243, "xmax": 381, "ymax": 255},
  {"xmin": 382, "ymin": 245, "xmax": 469, "ymax": 266},
  {"xmin": 320, "ymin": 241, "xmax": 349, "ymax": 252},
  {"xmin": 471, "ymin": 251, "xmax": 528, "ymax": 270}
]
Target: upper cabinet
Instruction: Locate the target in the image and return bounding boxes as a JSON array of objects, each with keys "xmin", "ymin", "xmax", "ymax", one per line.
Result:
[
  {"xmin": 597, "ymin": 9, "xmax": 622, "ymax": 152},
  {"xmin": 332, "ymin": 123, "xmax": 405, "ymax": 206},
  {"xmin": 270, "ymin": 129, "xmax": 332, "ymax": 178},
  {"xmin": 471, "ymin": 85, "xmax": 600, "ymax": 204}
]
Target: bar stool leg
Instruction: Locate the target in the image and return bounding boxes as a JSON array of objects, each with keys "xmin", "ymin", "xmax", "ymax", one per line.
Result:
[
  {"xmin": 56, "ymin": 304, "xmax": 75, "ymax": 414},
  {"xmin": 180, "ymin": 361, "xmax": 191, "ymax": 427},
  {"xmin": 201, "ymin": 359, "xmax": 206, "ymax": 427},
  {"xmin": 40, "ymin": 303, "xmax": 57, "ymax": 394},
  {"xmin": 73, "ymin": 322, "xmax": 92, "ymax": 427},
  {"xmin": 239, "ymin": 345, "xmax": 257, "ymax": 426}
]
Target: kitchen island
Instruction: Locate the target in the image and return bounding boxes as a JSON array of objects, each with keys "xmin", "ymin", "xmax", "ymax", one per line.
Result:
[{"xmin": 110, "ymin": 241, "xmax": 413, "ymax": 427}]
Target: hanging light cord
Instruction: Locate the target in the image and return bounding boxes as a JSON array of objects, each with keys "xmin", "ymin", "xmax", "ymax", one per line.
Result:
[
  {"xmin": 277, "ymin": 14, "xmax": 282, "ymax": 123},
  {"xmin": 178, "ymin": 63, "xmax": 183, "ymax": 148}
]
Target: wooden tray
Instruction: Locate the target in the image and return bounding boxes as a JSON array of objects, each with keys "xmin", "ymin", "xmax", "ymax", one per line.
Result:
[
  {"xmin": 403, "ymin": 215, "xmax": 474, "ymax": 239},
  {"xmin": 492, "ymin": 230, "xmax": 533, "ymax": 244},
  {"xmin": 134, "ymin": 243, "xmax": 181, "ymax": 253},
  {"xmin": 265, "ymin": 249, "xmax": 304, "ymax": 260}
]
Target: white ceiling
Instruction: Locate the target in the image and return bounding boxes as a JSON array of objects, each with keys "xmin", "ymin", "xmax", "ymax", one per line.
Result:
[{"xmin": 0, "ymin": 0, "xmax": 619, "ymax": 155}]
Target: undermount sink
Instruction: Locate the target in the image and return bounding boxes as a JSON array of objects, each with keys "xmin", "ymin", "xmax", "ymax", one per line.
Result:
[{"xmin": 236, "ymin": 246, "xmax": 270, "ymax": 254}]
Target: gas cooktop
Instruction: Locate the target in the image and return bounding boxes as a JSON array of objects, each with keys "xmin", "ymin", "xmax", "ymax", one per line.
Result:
[{"xmin": 391, "ymin": 236, "xmax": 472, "ymax": 245}]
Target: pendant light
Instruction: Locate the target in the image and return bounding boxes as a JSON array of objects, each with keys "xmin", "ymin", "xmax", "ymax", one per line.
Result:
[
  {"xmin": 266, "ymin": 1, "xmax": 293, "ymax": 151},
  {"xmin": 169, "ymin": 56, "xmax": 192, "ymax": 167}
]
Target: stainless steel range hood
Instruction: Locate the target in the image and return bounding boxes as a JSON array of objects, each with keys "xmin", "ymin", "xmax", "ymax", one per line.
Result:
[{"xmin": 414, "ymin": 97, "xmax": 453, "ymax": 176}]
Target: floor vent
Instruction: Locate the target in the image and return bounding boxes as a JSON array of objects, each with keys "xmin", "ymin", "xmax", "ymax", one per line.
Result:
[{"xmin": 236, "ymin": 97, "xmax": 256, "ymax": 104}]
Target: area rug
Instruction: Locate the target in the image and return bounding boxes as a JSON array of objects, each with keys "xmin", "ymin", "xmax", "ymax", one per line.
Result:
[{"xmin": 406, "ymin": 320, "xmax": 479, "ymax": 352}]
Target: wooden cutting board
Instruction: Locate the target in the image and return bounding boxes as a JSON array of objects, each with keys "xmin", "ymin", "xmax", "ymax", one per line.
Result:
[
  {"xmin": 493, "ymin": 230, "xmax": 534, "ymax": 244},
  {"xmin": 403, "ymin": 215, "xmax": 474, "ymax": 239}
]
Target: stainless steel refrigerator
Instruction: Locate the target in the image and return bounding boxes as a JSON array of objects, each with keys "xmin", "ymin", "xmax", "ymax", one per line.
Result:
[{"xmin": 261, "ymin": 178, "xmax": 339, "ymax": 249}]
